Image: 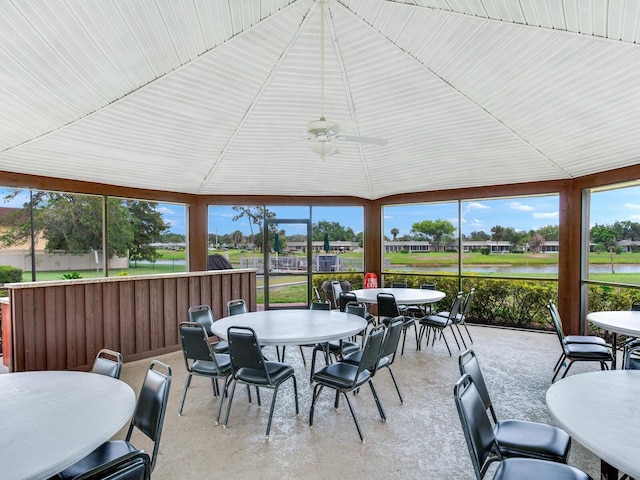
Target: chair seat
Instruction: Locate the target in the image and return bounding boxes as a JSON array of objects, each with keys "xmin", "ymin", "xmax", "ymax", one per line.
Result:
[
  {"xmin": 191, "ymin": 354, "xmax": 231, "ymax": 375},
  {"xmin": 324, "ymin": 340, "xmax": 361, "ymax": 356},
  {"xmin": 342, "ymin": 350, "xmax": 390, "ymax": 370},
  {"xmin": 493, "ymin": 457, "xmax": 592, "ymax": 480},
  {"xmin": 419, "ymin": 314, "xmax": 450, "ymax": 328},
  {"xmin": 563, "ymin": 335, "xmax": 608, "ymax": 346},
  {"xmin": 211, "ymin": 341, "xmax": 229, "ymax": 354},
  {"xmin": 564, "ymin": 342, "xmax": 612, "ymax": 359},
  {"xmin": 236, "ymin": 361, "xmax": 294, "ymax": 386},
  {"xmin": 494, "ymin": 419, "xmax": 571, "ymax": 463},
  {"xmin": 312, "ymin": 362, "xmax": 371, "ymax": 389},
  {"xmin": 383, "ymin": 316, "xmax": 414, "ymax": 328},
  {"xmin": 57, "ymin": 440, "xmax": 138, "ymax": 480}
]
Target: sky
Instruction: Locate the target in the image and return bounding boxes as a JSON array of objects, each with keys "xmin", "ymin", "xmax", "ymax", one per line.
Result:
[{"xmin": 1, "ymin": 184, "xmax": 638, "ymax": 237}]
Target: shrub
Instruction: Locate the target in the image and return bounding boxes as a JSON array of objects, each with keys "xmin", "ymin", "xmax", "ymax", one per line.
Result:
[
  {"xmin": 0, "ymin": 266, "xmax": 23, "ymax": 284},
  {"xmin": 480, "ymin": 247, "xmax": 490, "ymax": 256},
  {"xmin": 61, "ymin": 271, "xmax": 82, "ymax": 280}
]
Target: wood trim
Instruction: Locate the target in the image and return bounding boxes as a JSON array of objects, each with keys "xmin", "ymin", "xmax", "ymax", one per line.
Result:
[{"xmin": 4, "ymin": 270, "xmax": 257, "ymax": 372}]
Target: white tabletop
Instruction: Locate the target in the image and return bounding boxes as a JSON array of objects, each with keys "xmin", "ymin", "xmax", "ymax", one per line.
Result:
[
  {"xmin": 350, "ymin": 288, "xmax": 446, "ymax": 305},
  {"xmin": 546, "ymin": 370, "xmax": 640, "ymax": 479},
  {"xmin": 586, "ymin": 310, "xmax": 640, "ymax": 337},
  {"xmin": 0, "ymin": 371, "xmax": 136, "ymax": 480},
  {"xmin": 211, "ymin": 309, "xmax": 368, "ymax": 346}
]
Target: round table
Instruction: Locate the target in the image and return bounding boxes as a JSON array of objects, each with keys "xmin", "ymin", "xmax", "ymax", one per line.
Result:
[
  {"xmin": 586, "ymin": 310, "xmax": 640, "ymax": 368},
  {"xmin": 210, "ymin": 309, "xmax": 368, "ymax": 346},
  {"xmin": 546, "ymin": 370, "xmax": 640, "ymax": 479},
  {"xmin": 0, "ymin": 370, "xmax": 136, "ymax": 480},
  {"xmin": 350, "ymin": 287, "xmax": 446, "ymax": 305}
]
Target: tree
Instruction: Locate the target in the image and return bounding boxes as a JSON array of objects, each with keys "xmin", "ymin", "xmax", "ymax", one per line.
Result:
[
  {"xmin": 468, "ymin": 230, "xmax": 490, "ymax": 241},
  {"xmin": 535, "ymin": 225, "xmax": 559, "ymax": 241},
  {"xmin": 591, "ymin": 224, "xmax": 618, "ymax": 273},
  {"xmin": 126, "ymin": 200, "xmax": 170, "ymax": 263},
  {"xmin": 230, "ymin": 230, "xmax": 244, "ymax": 248},
  {"xmin": 410, "ymin": 219, "xmax": 455, "ymax": 252},
  {"xmin": 390, "ymin": 228, "xmax": 399, "ymax": 241},
  {"xmin": 0, "ymin": 192, "xmax": 168, "ymax": 260},
  {"xmin": 231, "ymin": 206, "xmax": 275, "ymax": 252},
  {"xmin": 529, "ymin": 233, "xmax": 545, "ymax": 253},
  {"xmin": 312, "ymin": 220, "xmax": 357, "ymax": 242},
  {"xmin": 490, "ymin": 225, "xmax": 505, "ymax": 243}
]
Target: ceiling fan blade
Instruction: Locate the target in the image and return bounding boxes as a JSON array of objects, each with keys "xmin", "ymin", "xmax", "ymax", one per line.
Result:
[{"xmin": 334, "ymin": 135, "xmax": 388, "ymax": 146}]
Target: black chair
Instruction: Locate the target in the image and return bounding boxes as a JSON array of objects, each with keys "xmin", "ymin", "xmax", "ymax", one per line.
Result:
[
  {"xmin": 340, "ymin": 291, "xmax": 376, "ymax": 325},
  {"xmin": 223, "ymin": 326, "xmax": 299, "ymax": 438},
  {"xmin": 56, "ymin": 360, "xmax": 172, "ymax": 479},
  {"xmin": 178, "ymin": 321, "xmax": 232, "ymax": 421},
  {"xmin": 331, "ymin": 280, "xmax": 343, "ymax": 309},
  {"xmin": 309, "ymin": 302, "xmax": 361, "ymax": 382},
  {"xmin": 91, "ymin": 348, "xmax": 124, "ymax": 379},
  {"xmin": 439, "ymin": 287, "xmax": 475, "ymax": 346},
  {"xmin": 188, "ymin": 304, "xmax": 229, "ymax": 354},
  {"xmin": 345, "ymin": 300, "xmax": 376, "ymax": 346},
  {"xmin": 376, "ymin": 292, "xmax": 417, "ymax": 355},
  {"xmin": 227, "ymin": 298, "xmax": 248, "ymax": 316},
  {"xmin": 73, "ymin": 450, "xmax": 151, "ymax": 480},
  {"xmin": 309, "ymin": 324, "xmax": 387, "ymax": 443},
  {"xmin": 390, "ymin": 281, "xmax": 409, "ymax": 314},
  {"xmin": 547, "ymin": 301, "xmax": 613, "ymax": 382},
  {"xmin": 624, "ymin": 343, "xmax": 640, "ymax": 370},
  {"xmin": 621, "ymin": 300, "xmax": 640, "ymax": 368},
  {"xmin": 343, "ymin": 316, "xmax": 405, "ymax": 403},
  {"xmin": 459, "ymin": 349, "xmax": 571, "ymax": 463},
  {"xmin": 454, "ymin": 374, "xmax": 593, "ymax": 480},
  {"xmin": 405, "ymin": 282, "xmax": 437, "ymax": 317},
  {"xmin": 417, "ymin": 291, "xmax": 464, "ymax": 356}
]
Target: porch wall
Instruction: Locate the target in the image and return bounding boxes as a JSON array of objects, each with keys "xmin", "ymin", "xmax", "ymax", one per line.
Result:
[{"xmin": 3, "ymin": 269, "xmax": 257, "ymax": 372}]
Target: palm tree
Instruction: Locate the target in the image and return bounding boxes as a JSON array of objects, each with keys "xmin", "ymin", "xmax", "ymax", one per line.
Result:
[{"xmin": 391, "ymin": 228, "xmax": 399, "ymax": 241}]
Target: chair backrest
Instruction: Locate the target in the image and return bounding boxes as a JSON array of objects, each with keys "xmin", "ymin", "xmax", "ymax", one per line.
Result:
[
  {"xmin": 445, "ymin": 291, "xmax": 464, "ymax": 322},
  {"xmin": 377, "ymin": 292, "xmax": 399, "ymax": 318},
  {"xmin": 127, "ymin": 360, "xmax": 172, "ymax": 472},
  {"xmin": 227, "ymin": 326, "xmax": 271, "ymax": 381},
  {"xmin": 91, "ymin": 348, "xmax": 123, "ymax": 379},
  {"xmin": 331, "ymin": 280, "xmax": 343, "ymax": 309},
  {"xmin": 420, "ymin": 283, "xmax": 436, "ymax": 290},
  {"xmin": 379, "ymin": 316, "xmax": 404, "ymax": 361},
  {"xmin": 75, "ymin": 450, "xmax": 151, "ymax": 480},
  {"xmin": 454, "ymin": 374, "xmax": 501, "ymax": 480},
  {"xmin": 458, "ymin": 349, "xmax": 497, "ymax": 423},
  {"xmin": 310, "ymin": 299, "xmax": 331, "ymax": 310},
  {"xmin": 345, "ymin": 300, "xmax": 367, "ymax": 318},
  {"xmin": 460, "ymin": 288, "xmax": 475, "ymax": 319},
  {"xmin": 625, "ymin": 344, "xmax": 640, "ymax": 370},
  {"xmin": 355, "ymin": 324, "xmax": 386, "ymax": 379},
  {"xmin": 339, "ymin": 291, "xmax": 357, "ymax": 312},
  {"xmin": 631, "ymin": 300, "xmax": 640, "ymax": 311},
  {"xmin": 390, "ymin": 281, "xmax": 407, "ymax": 288},
  {"xmin": 546, "ymin": 300, "xmax": 566, "ymax": 345},
  {"xmin": 227, "ymin": 299, "xmax": 248, "ymax": 316},
  {"xmin": 179, "ymin": 322, "xmax": 224, "ymax": 374},
  {"xmin": 188, "ymin": 304, "xmax": 215, "ymax": 336}
]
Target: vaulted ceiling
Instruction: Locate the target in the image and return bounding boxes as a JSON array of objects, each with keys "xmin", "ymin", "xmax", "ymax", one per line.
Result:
[{"xmin": 1, "ymin": 0, "xmax": 639, "ymax": 200}]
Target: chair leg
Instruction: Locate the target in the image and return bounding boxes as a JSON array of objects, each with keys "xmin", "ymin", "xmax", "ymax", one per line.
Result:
[
  {"xmin": 298, "ymin": 346, "xmax": 307, "ymax": 368},
  {"xmin": 454, "ymin": 324, "xmax": 467, "ymax": 349},
  {"xmin": 386, "ymin": 367, "xmax": 403, "ymax": 403},
  {"xmin": 400, "ymin": 328, "xmax": 408, "ymax": 355},
  {"xmin": 178, "ymin": 374, "xmax": 192, "ymax": 415},
  {"xmin": 215, "ymin": 377, "xmax": 230, "ymax": 425},
  {"xmin": 222, "ymin": 379, "xmax": 238, "ymax": 428},
  {"xmin": 265, "ymin": 385, "xmax": 280, "ymax": 438},
  {"xmin": 341, "ymin": 390, "xmax": 365, "ymax": 443},
  {"xmin": 461, "ymin": 320, "xmax": 473, "ymax": 344},
  {"xmin": 309, "ymin": 383, "xmax": 324, "ymax": 427},
  {"xmin": 368, "ymin": 380, "xmax": 386, "ymax": 422}
]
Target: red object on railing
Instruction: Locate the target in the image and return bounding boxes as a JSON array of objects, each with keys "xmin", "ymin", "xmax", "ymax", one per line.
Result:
[{"xmin": 364, "ymin": 272, "xmax": 378, "ymax": 289}]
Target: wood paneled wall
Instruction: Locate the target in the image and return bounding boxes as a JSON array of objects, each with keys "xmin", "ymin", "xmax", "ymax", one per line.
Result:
[{"xmin": 4, "ymin": 269, "xmax": 256, "ymax": 372}]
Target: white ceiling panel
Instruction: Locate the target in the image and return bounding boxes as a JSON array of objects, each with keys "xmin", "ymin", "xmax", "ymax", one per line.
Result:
[{"xmin": 1, "ymin": 0, "xmax": 639, "ymax": 200}]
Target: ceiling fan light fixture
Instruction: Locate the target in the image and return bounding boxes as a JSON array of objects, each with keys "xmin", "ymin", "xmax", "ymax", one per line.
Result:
[{"xmin": 309, "ymin": 141, "xmax": 338, "ymax": 157}]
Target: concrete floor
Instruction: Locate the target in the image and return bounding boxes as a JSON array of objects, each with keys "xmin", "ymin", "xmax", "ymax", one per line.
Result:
[{"xmin": 118, "ymin": 324, "xmax": 603, "ymax": 480}]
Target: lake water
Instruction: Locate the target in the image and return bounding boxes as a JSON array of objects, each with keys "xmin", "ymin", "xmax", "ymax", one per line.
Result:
[{"xmin": 400, "ymin": 264, "xmax": 640, "ymax": 274}]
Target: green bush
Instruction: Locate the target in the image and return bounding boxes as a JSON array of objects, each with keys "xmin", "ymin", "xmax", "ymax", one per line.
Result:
[
  {"xmin": 61, "ymin": 271, "xmax": 82, "ymax": 280},
  {"xmin": 0, "ymin": 265, "xmax": 23, "ymax": 284},
  {"xmin": 480, "ymin": 247, "xmax": 490, "ymax": 256}
]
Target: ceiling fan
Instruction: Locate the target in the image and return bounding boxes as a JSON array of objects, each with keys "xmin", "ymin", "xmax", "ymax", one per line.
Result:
[{"xmin": 307, "ymin": 0, "xmax": 387, "ymax": 159}]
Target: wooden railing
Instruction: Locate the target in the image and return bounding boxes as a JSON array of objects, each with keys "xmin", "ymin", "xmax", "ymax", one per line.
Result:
[{"xmin": 2, "ymin": 269, "xmax": 257, "ymax": 372}]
